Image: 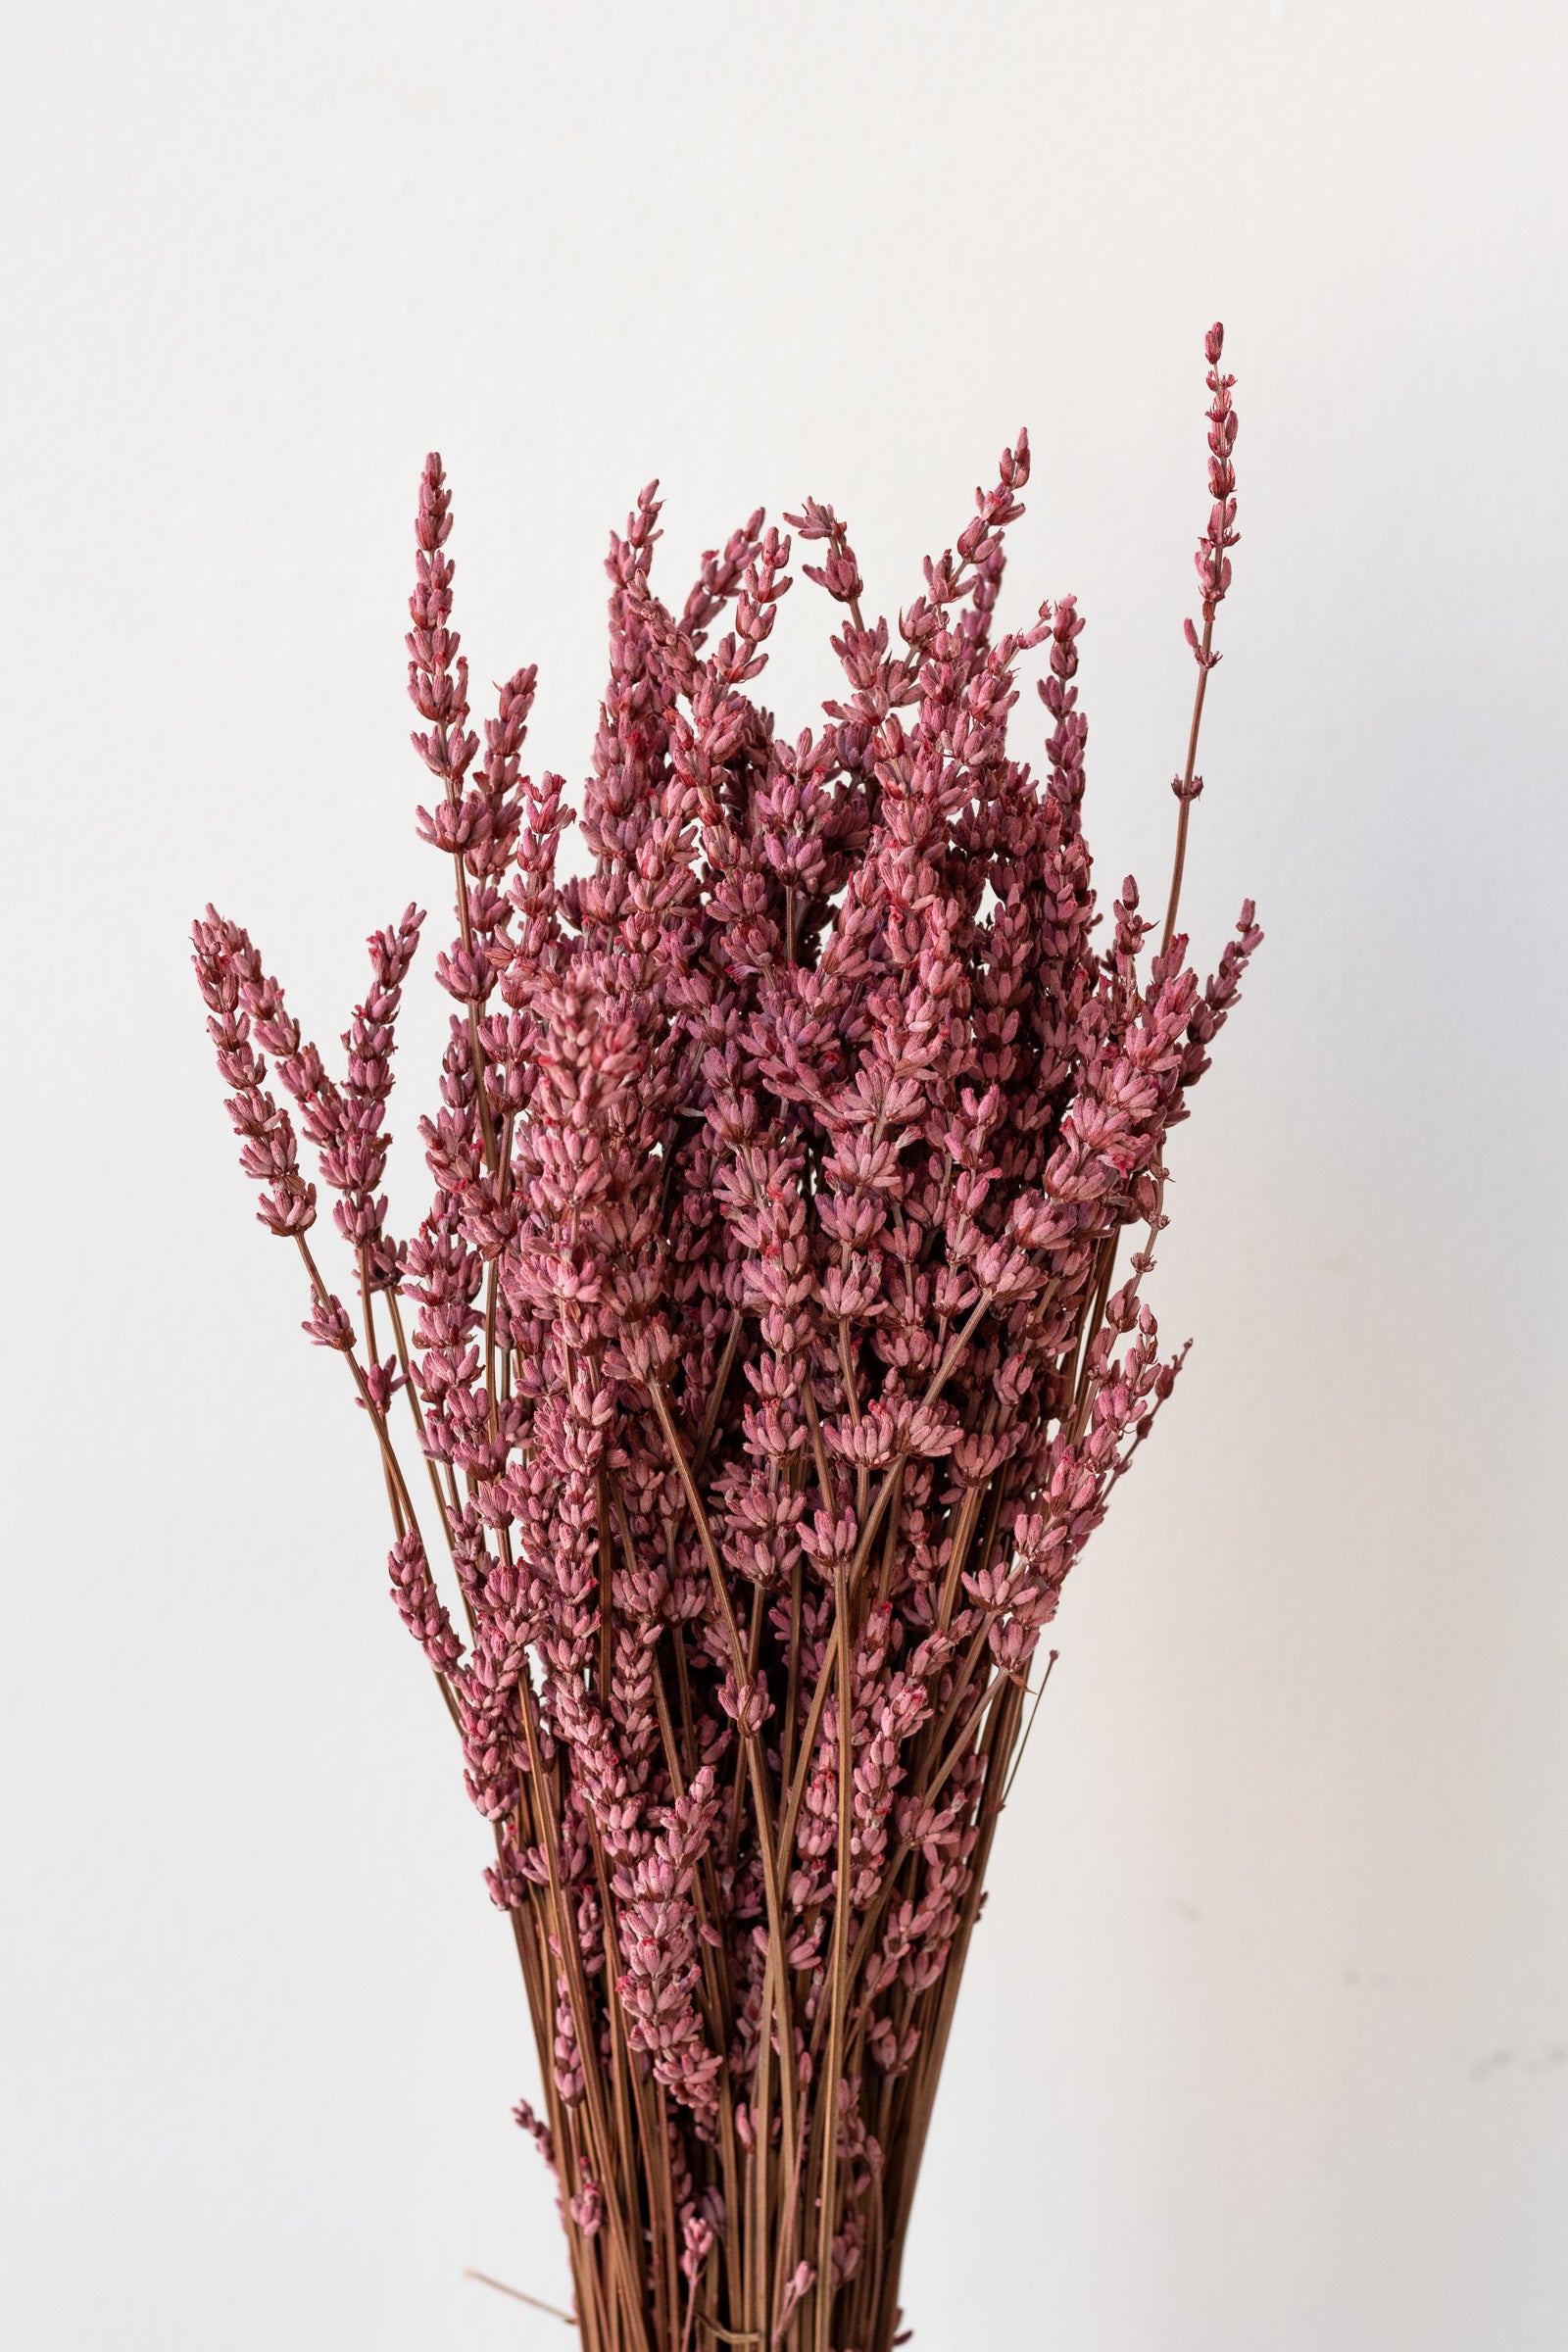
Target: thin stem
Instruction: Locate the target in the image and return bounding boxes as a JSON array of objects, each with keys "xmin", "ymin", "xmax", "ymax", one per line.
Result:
[
  {"xmin": 1001, "ymin": 1648, "xmax": 1059, "ymax": 1807},
  {"xmin": 295, "ymin": 1235, "xmax": 422, "ymax": 1546},
  {"xmin": 813, "ymin": 1558, "xmax": 855, "ymax": 2352},
  {"xmin": 1159, "ymin": 608, "xmax": 1214, "ymax": 957},
  {"xmin": 648, "ymin": 1379, "xmax": 800, "ymax": 2188},
  {"xmin": 465, "ymin": 2270, "xmax": 577, "ymax": 2326}
]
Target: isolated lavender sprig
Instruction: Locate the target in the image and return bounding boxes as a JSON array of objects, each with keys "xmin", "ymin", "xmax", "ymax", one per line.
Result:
[{"xmin": 193, "ymin": 323, "xmax": 1257, "ymax": 2352}]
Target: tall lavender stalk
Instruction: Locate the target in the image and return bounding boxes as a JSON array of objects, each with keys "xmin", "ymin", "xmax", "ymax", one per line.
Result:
[{"xmin": 193, "ymin": 324, "xmax": 1257, "ymax": 2352}]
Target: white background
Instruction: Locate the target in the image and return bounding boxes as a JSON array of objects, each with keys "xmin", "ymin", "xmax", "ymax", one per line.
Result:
[{"xmin": 4, "ymin": 5, "xmax": 1566, "ymax": 2346}]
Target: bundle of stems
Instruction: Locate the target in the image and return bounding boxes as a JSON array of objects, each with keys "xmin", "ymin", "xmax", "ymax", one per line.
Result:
[{"xmin": 193, "ymin": 323, "xmax": 1255, "ymax": 2352}]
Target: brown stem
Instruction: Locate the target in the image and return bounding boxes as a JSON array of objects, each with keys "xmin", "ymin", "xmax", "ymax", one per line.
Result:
[
  {"xmin": 874, "ymin": 1679, "xmax": 1024, "ymax": 2352},
  {"xmin": 516, "ymin": 1680, "xmax": 651, "ymax": 2352},
  {"xmin": 812, "ymin": 1558, "xmax": 856, "ymax": 2352},
  {"xmin": 465, "ymin": 2269, "xmax": 576, "ymax": 2326},
  {"xmin": 1159, "ymin": 607, "xmax": 1215, "ymax": 957},
  {"xmin": 647, "ymin": 1380, "xmax": 800, "ymax": 2193}
]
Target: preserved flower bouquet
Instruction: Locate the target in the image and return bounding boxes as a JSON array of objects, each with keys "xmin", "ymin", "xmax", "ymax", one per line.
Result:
[{"xmin": 193, "ymin": 324, "xmax": 1255, "ymax": 2352}]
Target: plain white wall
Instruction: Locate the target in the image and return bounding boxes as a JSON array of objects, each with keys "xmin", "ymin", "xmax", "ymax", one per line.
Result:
[{"xmin": 3, "ymin": 4, "xmax": 1565, "ymax": 2346}]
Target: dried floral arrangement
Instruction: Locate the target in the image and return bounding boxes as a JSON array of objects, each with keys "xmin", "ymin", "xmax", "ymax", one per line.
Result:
[{"xmin": 193, "ymin": 323, "xmax": 1254, "ymax": 2352}]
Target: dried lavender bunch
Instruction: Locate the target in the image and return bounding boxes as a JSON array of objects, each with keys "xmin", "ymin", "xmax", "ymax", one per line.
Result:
[{"xmin": 193, "ymin": 323, "xmax": 1257, "ymax": 2352}]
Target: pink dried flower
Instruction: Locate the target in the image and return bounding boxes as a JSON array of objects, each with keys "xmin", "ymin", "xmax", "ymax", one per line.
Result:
[{"xmin": 192, "ymin": 322, "xmax": 1258, "ymax": 2352}]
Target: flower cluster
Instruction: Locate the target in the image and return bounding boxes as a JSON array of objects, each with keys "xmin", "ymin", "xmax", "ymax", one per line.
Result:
[{"xmin": 193, "ymin": 324, "xmax": 1256, "ymax": 2352}]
